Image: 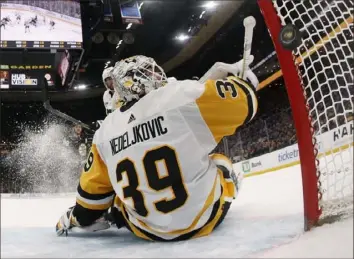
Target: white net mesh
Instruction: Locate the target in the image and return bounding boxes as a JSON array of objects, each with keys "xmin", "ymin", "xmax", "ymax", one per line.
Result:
[{"xmin": 273, "ymin": 0, "xmax": 353, "ymax": 222}]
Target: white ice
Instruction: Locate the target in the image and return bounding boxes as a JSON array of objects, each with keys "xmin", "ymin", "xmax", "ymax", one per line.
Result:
[
  {"xmin": 1, "ymin": 165, "xmax": 353, "ymax": 258},
  {"xmin": 0, "ymin": 9, "xmax": 82, "ymax": 42}
]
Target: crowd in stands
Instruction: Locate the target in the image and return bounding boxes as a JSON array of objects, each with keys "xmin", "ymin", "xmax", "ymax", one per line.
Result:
[
  {"xmin": 236, "ymin": 108, "xmax": 297, "ymax": 159},
  {"xmin": 214, "ymin": 107, "xmax": 297, "ymax": 162}
]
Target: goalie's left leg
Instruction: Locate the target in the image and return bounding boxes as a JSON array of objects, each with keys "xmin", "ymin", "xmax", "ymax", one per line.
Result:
[
  {"xmin": 210, "ymin": 153, "xmax": 244, "ymax": 199},
  {"xmin": 191, "ymin": 153, "xmax": 243, "ymax": 239},
  {"xmin": 104, "ymin": 196, "xmax": 127, "ymax": 229}
]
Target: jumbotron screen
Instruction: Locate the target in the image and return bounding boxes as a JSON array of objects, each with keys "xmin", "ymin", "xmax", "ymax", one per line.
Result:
[
  {"xmin": 0, "ymin": 68, "xmax": 56, "ymax": 90},
  {"xmin": 0, "ymin": 0, "xmax": 83, "ymax": 49}
]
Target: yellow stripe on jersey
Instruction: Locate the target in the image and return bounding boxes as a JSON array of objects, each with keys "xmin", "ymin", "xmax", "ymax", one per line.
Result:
[
  {"xmin": 116, "ymin": 100, "xmax": 124, "ymax": 108},
  {"xmin": 230, "ymin": 77, "xmax": 258, "ymax": 121},
  {"xmin": 210, "ymin": 153, "xmax": 236, "ymax": 198},
  {"xmin": 210, "ymin": 153, "xmax": 233, "ymax": 170},
  {"xmin": 117, "ymin": 202, "xmax": 153, "ymax": 241},
  {"xmin": 111, "ymin": 195, "xmax": 147, "ymax": 239},
  {"xmin": 136, "ymin": 172, "xmax": 219, "ymax": 236},
  {"xmin": 193, "ymin": 169, "xmax": 234, "ymax": 239},
  {"xmin": 76, "ymin": 144, "xmax": 114, "ymax": 210},
  {"xmin": 76, "ymin": 199, "xmax": 113, "ymax": 210},
  {"xmin": 196, "ymin": 76, "xmax": 258, "ymax": 143}
]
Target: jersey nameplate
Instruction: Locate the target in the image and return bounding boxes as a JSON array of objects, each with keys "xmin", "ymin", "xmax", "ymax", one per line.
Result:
[{"xmin": 110, "ymin": 116, "xmax": 168, "ymax": 155}]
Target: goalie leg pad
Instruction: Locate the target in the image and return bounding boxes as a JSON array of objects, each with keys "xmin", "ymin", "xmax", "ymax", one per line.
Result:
[
  {"xmin": 105, "ymin": 195, "xmax": 129, "ymax": 230},
  {"xmin": 56, "ymin": 205, "xmax": 111, "ymax": 236},
  {"xmin": 210, "ymin": 153, "xmax": 243, "ymax": 198},
  {"xmin": 105, "ymin": 206, "xmax": 126, "ymax": 229}
]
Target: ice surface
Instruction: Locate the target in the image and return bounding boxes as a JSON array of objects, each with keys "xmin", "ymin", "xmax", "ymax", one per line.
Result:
[
  {"xmin": 0, "ymin": 10, "xmax": 82, "ymax": 42},
  {"xmin": 257, "ymin": 218, "xmax": 353, "ymax": 258},
  {"xmin": 1, "ymin": 165, "xmax": 353, "ymax": 258}
]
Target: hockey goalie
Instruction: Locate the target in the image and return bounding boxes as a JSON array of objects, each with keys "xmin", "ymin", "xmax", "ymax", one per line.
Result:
[{"xmin": 56, "ymin": 55, "xmax": 259, "ymax": 241}]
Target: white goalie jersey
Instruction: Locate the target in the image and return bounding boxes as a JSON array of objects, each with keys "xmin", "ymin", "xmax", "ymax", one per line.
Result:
[
  {"xmin": 103, "ymin": 90, "xmax": 120, "ymax": 114},
  {"xmin": 77, "ymin": 76, "xmax": 257, "ymax": 240}
]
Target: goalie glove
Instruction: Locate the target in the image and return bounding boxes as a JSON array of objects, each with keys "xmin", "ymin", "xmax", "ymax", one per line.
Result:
[
  {"xmin": 56, "ymin": 206, "xmax": 111, "ymax": 236},
  {"xmin": 199, "ymin": 55, "xmax": 259, "ymax": 90}
]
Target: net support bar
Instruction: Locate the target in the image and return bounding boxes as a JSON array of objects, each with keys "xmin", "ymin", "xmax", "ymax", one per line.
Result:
[{"xmin": 258, "ymin": 0, "xmax": 321, "ymax": 230}]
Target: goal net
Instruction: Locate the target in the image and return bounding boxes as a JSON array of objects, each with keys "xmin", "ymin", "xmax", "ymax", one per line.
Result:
[{"xmin": 259, "ymin": 0, "xmax": 353, "ymax": 229}]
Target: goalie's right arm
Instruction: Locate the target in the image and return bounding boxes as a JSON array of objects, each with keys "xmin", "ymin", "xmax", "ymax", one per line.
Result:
[
  {"xmin": 198, "ymin": 55, "xmax": 259, "ymax": 89},
  {"xmin": 196, "ymin": 75, "xmax": 258, "ymax": 144}
]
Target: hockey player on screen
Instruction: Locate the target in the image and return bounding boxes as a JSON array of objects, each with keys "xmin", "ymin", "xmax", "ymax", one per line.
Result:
[
  {"xmin": 29, "ymin": 15, "xmax": 38, "ymax": 27},
  {"xmin": 56, "ymin": 55, "xmax": 259, "ymax": 241},
  {"xmin": 24, "ymin": 20, "xmax": 30, "ymax": 33},
  {"xmin": 0, "ymin": 17, "xmax": 11, "ymax": 30},
  {"xmin": 49, "ymin": 20, "xmax": 55, "ymax": 30},
  {"xmin": 15, "ymin": 13, "xmax": 21, "ymax": 24},
  {"xmin": 0, "ymin": 20, "xmax": 5, "ymax": 30},
  {"xmin": 49, "ymin": 20, "xmax": 55, "ymax": 31}
]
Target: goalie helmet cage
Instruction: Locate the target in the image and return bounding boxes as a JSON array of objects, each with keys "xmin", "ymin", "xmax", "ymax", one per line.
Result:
[{"xmin": 258, "ymin": 0, "xmax": 353, "ymax": 231}]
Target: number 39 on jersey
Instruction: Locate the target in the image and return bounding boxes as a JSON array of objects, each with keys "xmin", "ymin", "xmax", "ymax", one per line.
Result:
[{"xmin": 115, "ymin": 145, "xmax": 189, "ymax": 217}]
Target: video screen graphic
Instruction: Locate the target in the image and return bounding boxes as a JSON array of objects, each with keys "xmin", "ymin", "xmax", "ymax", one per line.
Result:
[
  {"xmin": 1, "ymin": 65, "xmax": 57, "ymax": 90},
  {"xmin": 44, "ymin": 73, "xmax": 55, "ymax": 87},
  {"xmin": 120, "ymin": 1, "xmax": 143, "ymax": 24},
  {"xmin": 5, "ymin": 70, "xmax": 57, "ymax": 90},
  {"xmin": 58, "ymin": 50, "xmax": 71, "ymax": 87},
  {"xmin": 11, "ymin": 73, "xmax": 37, "ymax": 86},
  {"xmin": 0, "ymin": 0, "xmax": 83, "ymax": 49},
  {"xmin": 8, "ymin": 70, "xmax": 39, "ymax": 89},
  {"xmin": 0, "ymin": 70, "xmax": 10, "ymax": 89}
]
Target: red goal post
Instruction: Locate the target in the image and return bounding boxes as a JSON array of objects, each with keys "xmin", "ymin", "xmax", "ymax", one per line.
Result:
[{"xmin": 258, "ymin": 0, "xmax": 353, "ymax": 230}]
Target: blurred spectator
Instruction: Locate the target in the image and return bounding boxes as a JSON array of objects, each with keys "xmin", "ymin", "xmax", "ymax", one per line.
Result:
[
  {"xmin": 65, "ymin": 124, "xmax": 85, "ymax": 148},
  {"xmin": 230, "ymin": 108, "xmax": 297, "ymax": 159}
]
